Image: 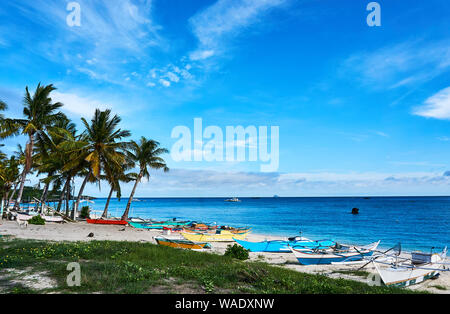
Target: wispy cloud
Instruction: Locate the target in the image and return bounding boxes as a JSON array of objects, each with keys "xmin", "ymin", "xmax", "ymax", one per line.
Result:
[
  {"xmin": 342, "ymin": 40, "xmax": 450, "ymax": 89},
  {"xmin": 188, "ymin": 0, "xmax": 288, "ymax": 61},
  {"xmin": 413, "ymin": 86, "xmax": 450, "ymax": 120},
  {"xmin": 52, "ymin": 90, "xmax": 133, "ymax": 120},
  {"xmin": 2, "ymin": 0, "xmax": 163, "ymax": 86},
  {"xmin": 95, "ymin": 168, "xmax": 450, "ymax": 197}
]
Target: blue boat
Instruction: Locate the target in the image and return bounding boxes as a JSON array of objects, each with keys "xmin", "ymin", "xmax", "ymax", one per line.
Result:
[{"xmin": 233, "ymin": 238, "xmax": 336, "ymax": 253}]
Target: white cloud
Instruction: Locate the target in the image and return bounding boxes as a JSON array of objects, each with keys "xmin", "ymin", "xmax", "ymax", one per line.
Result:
[
  {"xmin": 83, "ymin": 168, "xmax": 450, "ymax": 197},
  {"xmin": 159, "ymin": 79, "xmax": 171, "ymax": 87},
  {"xmin": 52, "ymin": 91, "xmax": 126, "ymax": 119},
  {"xmin": 413, "ymin": 87, "xmax": 450, "ymax": 120},
  {"xmin": 343, "ymin": 40, "xmax": 450, "ymax": 89},
  {"xmin": 189, "ymin": 50, "xmax": 215, "ymax": 61},
  {"xmin": 188, "ymin": 0, "xmax": 288, "ymax": 61},
  {"xmin": 5, "ymin": 0, "xmax": 163, "ymax": 86},
  {"xmin": 165, "ymin": 72, "xmax": 180, "ymax": 83}
]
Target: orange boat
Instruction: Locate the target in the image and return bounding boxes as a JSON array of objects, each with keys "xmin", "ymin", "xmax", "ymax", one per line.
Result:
[
  {"xmin": 155, "ymin": 236, "xmax": 211, "ymax": 250},
  {"xmin": 86, "ymin": 219, "xmax": 128, "ymax": 225},
  {"xmin": 183, "ymin": 227, "xmax": 251, "ymax": 234}
]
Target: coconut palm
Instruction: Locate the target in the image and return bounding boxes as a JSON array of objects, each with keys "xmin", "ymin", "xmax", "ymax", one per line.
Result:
[
  {"xmin": 0, "ymin": 83, "xmax": 66, "ymax": 211},
  {"xmin": 34, "ymin": 117, "xmax": 78, "ymax": 211},
  {"xmin": 0, "ymin": 156, "xmax": 20, "ymax": 212},
  {"xmin": 121, "ymin": 137, "xmax": 169, "ymax": 220},
  {"xmin": 65, "ymin": 109, "xmax": 130, "ymax": 219},
  {"xmin": 101, "ymin": 166, "xmax": 136, "ymax": 219}
]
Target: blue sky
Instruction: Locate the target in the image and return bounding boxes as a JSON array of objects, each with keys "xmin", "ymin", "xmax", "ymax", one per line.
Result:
[{"xmin": 1, "ymin": 0, "xmax": 450, "ymax": 197}]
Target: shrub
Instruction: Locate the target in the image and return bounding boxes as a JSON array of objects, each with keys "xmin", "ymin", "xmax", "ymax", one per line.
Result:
[
  {"xmin": 28, "ymin": 215, "xmax": 45, "ymax": 225},
  {"xmin": 224, "ymin": 244, "xmax": 249, "ymax": 260},
  {"xmin": 80, "ymin": 206, "xmax": 90, "ymax": 219}
]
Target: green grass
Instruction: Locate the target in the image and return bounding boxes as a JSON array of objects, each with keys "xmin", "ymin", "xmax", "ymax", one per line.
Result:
[
  {"xmin": 430, "ymin": 285, "xmax": 447, "ymax": 291},
  {"xmin": 0, "ymin": 238, "xmax": 423, "ymax": 294},
  {"xmin": 332, "ymin": 270, "xmax": 371, "ymax": 278}
]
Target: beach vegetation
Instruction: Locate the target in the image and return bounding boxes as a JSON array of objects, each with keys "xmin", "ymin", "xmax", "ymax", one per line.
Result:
[
  {"xmin": 0, "ymin": 239, "xmax": 422, "ymax": 294},
  {"xmin": 28, "ymin": 215, "xmax": 45, "ymax": 225},
  {"xmin": 79, "ymin": 206, "xmax": 90, "ymax": 219},
  {"xmin": 224, "ymin": 244, "xmax": 250, "ymax": 260}
]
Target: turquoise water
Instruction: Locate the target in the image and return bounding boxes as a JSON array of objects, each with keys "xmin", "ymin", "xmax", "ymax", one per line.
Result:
[{"xmin": 79, "ymin": 197, "xmax": 449, "ymax": 252}]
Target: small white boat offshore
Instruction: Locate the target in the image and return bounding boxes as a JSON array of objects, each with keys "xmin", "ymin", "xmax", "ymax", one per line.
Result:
[
  {"xmin": 290, "ymin": 241, "xmax": 380, "ymax": 265},
  {"xmin": 225, "ymin": 197, "xmax": 241, "ymax": 202},
  {"xmin": 374, "ymin": 247, "xmax": 448, "ymax": 287}
]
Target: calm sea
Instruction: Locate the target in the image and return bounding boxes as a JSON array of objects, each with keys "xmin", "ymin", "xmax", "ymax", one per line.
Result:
[{"xmin": 83, "ymin": 196, "xmax": 449, "ymax": 252}]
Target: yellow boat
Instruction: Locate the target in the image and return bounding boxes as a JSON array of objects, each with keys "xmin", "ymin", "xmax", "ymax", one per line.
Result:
[
  {"xmin": 181, "ymin": 230, "xmax": 250, "ymax": 242},
  {"xmin": 155, "ymin": 236, "xmax": 211, "ymax": 250}
]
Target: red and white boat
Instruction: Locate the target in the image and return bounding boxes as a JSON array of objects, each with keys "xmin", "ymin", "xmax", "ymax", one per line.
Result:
[{"xmin": 86, "ymin": 218, "xmax": 128, "ymax": 225}]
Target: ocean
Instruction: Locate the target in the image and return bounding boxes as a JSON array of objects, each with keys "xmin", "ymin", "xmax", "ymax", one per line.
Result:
[{"xmin": 82, "ymin": 196, "xmax": 449, "ymax": 253}]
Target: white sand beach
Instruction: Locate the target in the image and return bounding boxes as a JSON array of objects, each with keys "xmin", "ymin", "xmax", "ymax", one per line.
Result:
[{"xmin": 0, "ymin": 220, "xmax": 448, "ymax": 294}]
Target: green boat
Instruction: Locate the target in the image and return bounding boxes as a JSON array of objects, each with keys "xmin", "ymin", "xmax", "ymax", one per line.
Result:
[{"xmin": 128, "ymin": 220, "xmax": 193, "ymax": 229}]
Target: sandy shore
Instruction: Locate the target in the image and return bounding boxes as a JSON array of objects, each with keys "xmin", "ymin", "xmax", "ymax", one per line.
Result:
[{"xmin": 0, "ymin": 220, "xmax": 448, "ymax": 294}]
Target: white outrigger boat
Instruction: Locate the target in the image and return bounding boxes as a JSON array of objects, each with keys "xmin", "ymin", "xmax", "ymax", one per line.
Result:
[
  {"xmin": 290, "ymin": 241, "xmax": 380, "ymax": 265},
  {"xmin": 373, "ymin": 246, "xmax": 448, "ymax": 287}
]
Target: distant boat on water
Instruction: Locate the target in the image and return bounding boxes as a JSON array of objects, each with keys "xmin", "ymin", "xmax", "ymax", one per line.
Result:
[{"xmin": 225, "ymin": 197, "xmax": 241, "ymax": 202}]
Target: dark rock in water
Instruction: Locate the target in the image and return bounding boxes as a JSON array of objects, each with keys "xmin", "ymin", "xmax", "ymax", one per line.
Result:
[
  {"xmin": 351, "ymin": 208, "xmax": 359, "ymax": 215},
  {"xmin": 87, "ymin": 232, "xmax": 94, "ymax": 238}
]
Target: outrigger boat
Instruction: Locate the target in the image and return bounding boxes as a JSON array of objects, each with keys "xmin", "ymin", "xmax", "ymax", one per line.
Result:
[
  {"xmin": 155, "ymin": 236, "xmax": 211, "ymax": 250},
  {"xmin": 128, "ymin": 220, "xmax": 193, "ymax": 229},
  {"xmin": 183, "ymin": 226, "xmax": 251, "ymax": 235},
  {"xmin": 234, "ymin": 237, "xmax": 336, "ymax": 253},
  {"xmin": 370, "ymin": 245, "xmax": 448, "ymax": 287},
  {"xmin": 182, "ymin": 230, "xmax": 250, "ymax": 242},
  {"xmin": 86, "ymin": 219, "xmax": 128, "ymax": 225},
  {"xmin": 290, "ymin": 241, "xmax": 380, "ymax": 265}
]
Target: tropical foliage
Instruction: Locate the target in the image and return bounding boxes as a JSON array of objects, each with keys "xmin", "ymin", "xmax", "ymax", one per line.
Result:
[{"xmin": 0, "ymin": 83, "xmax": 169, "ymax": 219}]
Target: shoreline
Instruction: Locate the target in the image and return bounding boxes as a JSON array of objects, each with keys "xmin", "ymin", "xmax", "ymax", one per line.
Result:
[{"xmin": 0, "ymin": 220, "xmax": 448, "ymax": 294}]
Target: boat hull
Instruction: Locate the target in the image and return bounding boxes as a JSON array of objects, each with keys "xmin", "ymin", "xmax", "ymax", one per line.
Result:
[
  {"xmin": 86, "ymin": 219, "xmax": 128, "ymax": 225},
  {"xmin": 234, "ymin": 238, "xmax": 335, "ymax": 253},
  {"xmin": 375, "ymin": 248, "xmax": 447, "ymax": 287},
  {"xmin": 182, "ymin": 231, "xmax": 250, "ymax": 242},
  {"xmin": 155, "ymin": 237, "xmax": 210, "ymax": 250},
  {"xmin": 128, "ymin": 221, "xmax": 192, "ymax": 229},
  {"xmin": 290, "ymin": 242, "xmax": 379, "ymax": 265}
]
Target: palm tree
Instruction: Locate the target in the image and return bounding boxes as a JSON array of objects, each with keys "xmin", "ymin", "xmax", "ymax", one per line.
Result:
[
  {"xmin": 121, "ymin": 137, "xmax": 169, "ymax": 220},
  {"xmin": 34, "ymin": 117, "xmax": 78, "ymax": 211},
  {"xmin": 66, "ymin": 109, "xmax": 130, "ymax": 219},
  {"xmin": 0, "ymin": 83, "xmax": 66, "ymax": 211},
  {"xmin": 0, "ymin": 156, "xmax": 20, "ymax": 213},
  {"xmin": 101, "ymin": 163, "xmax": 136, "ymax": 218}
]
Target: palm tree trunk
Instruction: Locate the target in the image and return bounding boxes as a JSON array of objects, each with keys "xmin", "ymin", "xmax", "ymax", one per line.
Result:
[
  {"xmin": 57, "ymin": 177, "xmax": 70, "ymax": 212},
  {"xmin": 8, "ymin": 182, "xmax": 18, "ymax": 205},
  {"xmin": 65, "ymin": 180, "xmax": 71, "ymax": 217},
  {"xmin": 121, "ymin": 173, "xmax": 142, "ymax": 220},
  {"xmin": 13, "ymin": 170, "xmax": 27, "ymax": 211},
  {"xmin": 13, "ymin": 134, "xmax": 34, "ymax": 211},
  {"xmin": 36, "ymin": 182, "xmax": 49, "ymax": 212},
  {"xmin": 4, "ymin": 191, "xmax": 9, "ymax": 208},
  {"xmin": 72, "ymin": 169, "xmax": 92, "ymax": 219},
  {"xmin": 102, "ymin": 186, "xmax": 114, "ymax": 218}
]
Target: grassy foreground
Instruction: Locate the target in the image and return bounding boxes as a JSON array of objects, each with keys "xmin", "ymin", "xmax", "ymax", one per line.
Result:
[{"xmin": 0, "ymin": 237, "xmax": 417, "ymax": 294}]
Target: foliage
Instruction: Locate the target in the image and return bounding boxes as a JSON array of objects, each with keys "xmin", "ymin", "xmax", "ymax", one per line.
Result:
[
  {"xmin": 28, "ymin": 215, "xmax": 45, "ymax": 225},
  {"xmin": 224, "ymin": 244, "xmax": 250, "ymax": 260},
  {"xmin": 80, "ymin": 206, "xmax": 90, "ymax": 219},
  {"xmin": 0, "ymin": 239, "xmax": 422, "ymax": 294}
]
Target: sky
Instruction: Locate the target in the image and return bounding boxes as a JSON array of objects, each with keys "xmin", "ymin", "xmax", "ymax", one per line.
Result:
[{"xmin": 1, "ymin": 0, "xmax": 450, "ymax": 197}]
